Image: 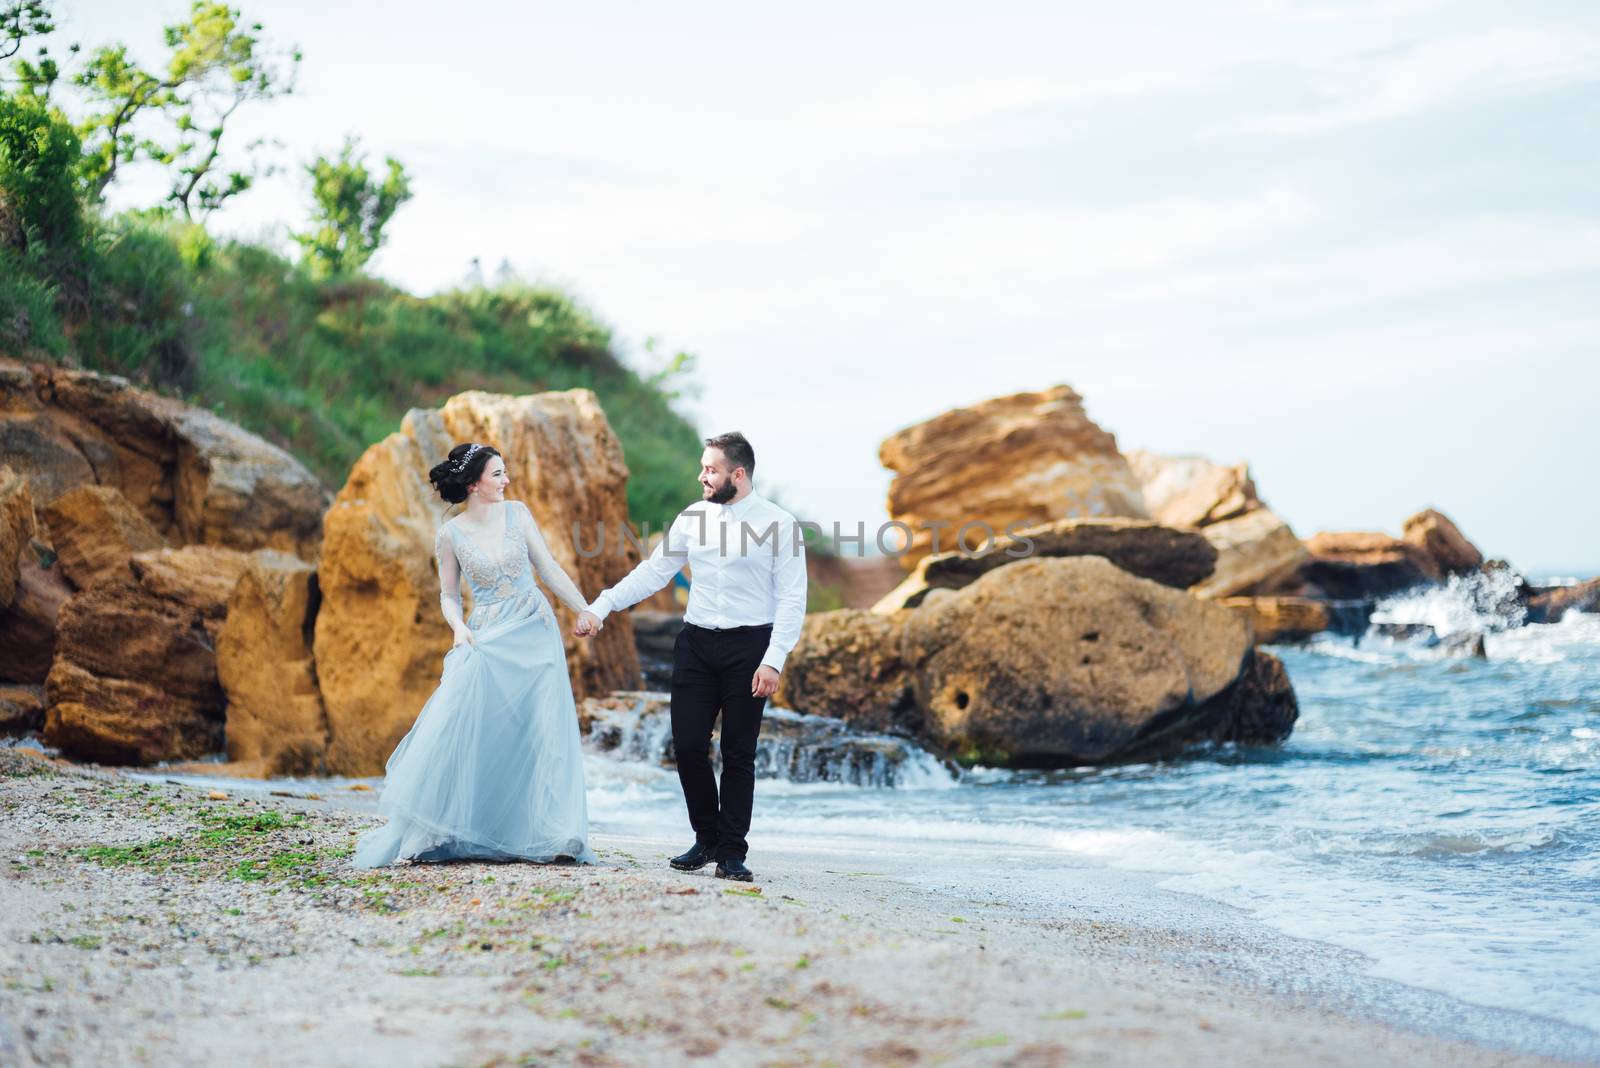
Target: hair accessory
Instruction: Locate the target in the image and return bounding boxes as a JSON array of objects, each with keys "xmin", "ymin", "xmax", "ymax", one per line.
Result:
[{"xmin": 449, "ymin": 443, "xmax": 484, "ymax": 474}]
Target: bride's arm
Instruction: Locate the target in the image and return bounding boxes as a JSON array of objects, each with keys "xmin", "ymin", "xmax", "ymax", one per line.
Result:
[
  {"xmin": 514, "ymin": 502, "xmax": 591, "ymax": 616},
  {"xmin": 435, "ymin": 525, "xmax": 472, "ymax": 645}
]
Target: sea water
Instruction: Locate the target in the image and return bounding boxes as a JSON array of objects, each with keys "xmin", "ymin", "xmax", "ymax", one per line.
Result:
[{"xmin": 585, "ymin": 582, "xmax": 1600, "ymax": 1042}]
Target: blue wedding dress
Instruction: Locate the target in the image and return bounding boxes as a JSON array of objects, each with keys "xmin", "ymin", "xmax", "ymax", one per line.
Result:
[{"xmin": 354, "ymin": 499, "xmax": 598, "ymax": 868}]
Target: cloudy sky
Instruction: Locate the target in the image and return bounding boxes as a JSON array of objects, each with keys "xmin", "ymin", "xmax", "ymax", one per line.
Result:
[{"xmin": 75, "ymin": 0, "xmax": 1599, "ymax": 573}]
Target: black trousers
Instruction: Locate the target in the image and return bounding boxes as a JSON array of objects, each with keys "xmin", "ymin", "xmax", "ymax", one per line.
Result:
[{"xmin": 671, "ymin": 621, "xmax": 772, "ymax": 861}]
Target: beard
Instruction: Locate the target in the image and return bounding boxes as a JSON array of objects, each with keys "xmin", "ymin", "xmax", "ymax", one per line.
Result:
[{"xmin": 705, "ymin": 478, "xmax": 737, "ymax": 504}]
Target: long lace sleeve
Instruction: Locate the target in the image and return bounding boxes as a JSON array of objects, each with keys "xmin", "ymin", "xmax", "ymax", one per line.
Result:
[
  {"xmin": 514, "ymin": 502, "xmax": 591, "ymax": 616},
  {"xmin": 435, "ymin": 524, "xmax": 466, "ymax": 630}
]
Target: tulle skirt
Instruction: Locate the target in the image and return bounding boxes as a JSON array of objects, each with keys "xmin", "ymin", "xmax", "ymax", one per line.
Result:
[{"xmin": 353, "ymin": 592, "xmax": 596, "ymax": 868}]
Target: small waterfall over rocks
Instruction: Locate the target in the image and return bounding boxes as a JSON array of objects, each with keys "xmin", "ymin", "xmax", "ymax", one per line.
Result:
[{"xmin": 583, "ymin": 692, "xmax": 958, "ymax": 789}]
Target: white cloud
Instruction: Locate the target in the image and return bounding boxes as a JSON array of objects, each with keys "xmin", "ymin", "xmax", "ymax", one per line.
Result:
[
  {"xmin": 1217, "ymin": 27, "xmax": 1600, "ymax": 135},
  {"xmin": 812, "ymin": 71, "xmax": 1188, "ymax": 130},
  {"xmin": 1227, "ymin": 0, "xmax": 1454, "ymax": 20}
]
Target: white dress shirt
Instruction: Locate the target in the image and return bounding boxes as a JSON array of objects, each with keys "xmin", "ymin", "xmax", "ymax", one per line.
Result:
[{"xmin": 587, "ymin": 491, "xmax": 808, "ymax": 673}]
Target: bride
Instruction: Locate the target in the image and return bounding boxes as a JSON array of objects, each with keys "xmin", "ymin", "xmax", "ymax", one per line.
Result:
[{"xmin": 354, "ymin": 442, "xmax": 601, "ymax": 868}]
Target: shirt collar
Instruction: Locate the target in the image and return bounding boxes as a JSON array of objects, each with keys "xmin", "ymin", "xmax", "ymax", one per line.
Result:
[{"xmin": 722, "ymin": 490, "xmax": 762, "ymax": 519}]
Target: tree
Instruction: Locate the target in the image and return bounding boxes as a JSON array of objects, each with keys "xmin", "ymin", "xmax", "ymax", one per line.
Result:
[
  {"xmin": 73, "ymin": 2, "xmax": 298, "ymax": 218},
  {"xmin": 292, "ymin": 136, "xmax": 411, "ymax": 278},
  {"xmin": 0, "ymin": 2, "xmax": 52, "ymax": 62},
  {"xmin": 4, "ymin": 1, "xmax": 77, "ymax": 101}
]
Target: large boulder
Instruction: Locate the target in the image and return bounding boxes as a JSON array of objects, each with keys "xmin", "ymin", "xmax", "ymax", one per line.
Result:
[
  {"xmin": 1219, "ymin": 596, "xmax": 1330, "ymax": 645},
  {"xmin": 1125, "ymin": 451, "xmax": 1259, "ymax": 528},
  {"xmin": 40, "ymin": 485, "xmax": 170, "ymax": 589},
  {"xmin": 1401, "ymin": 508, "xmax": 1483, "ymax": 577},
  {"xmin": 0, "ymin": 359, "xmax": 328, "ymax": 559},
  {"xmin": 879, "ymin": 386, "xmax": 1148, "ymax": 570},
  {"xmin": 314, "ymin": 389, "xmax": 643, "ymax": 775},
  {"xmin": 0, "ymin": 464, "xmax": 34, "ymax": 610},
  {"xmin": 0, "ymin": 549, "xmax": 70, "ymax": 683},
  {"xmin": 1189, "ymin": 509, "xmax": 1309, "ymax": 600},
  {"xmin": 773, "ymin": 610, "xmax": 918, "ymax": 736},
  {"xmin": 216, "ymin": 551, "xmax": 329, "ymax": 775},
  {"xmin": 43, "ymin": 581, "xmax": 224, "ymax": 764},
  {"xmin": 1526, "ymin": 577, "xmax": 1600, "ymax": 625},
  {"xmin": 128, "ymin": 544, "xmax": 256, "ymax": 648},
  {"xmin": 1191, "ymin": 648, "xmax": 1299, "ymax": 747},
  {"xmin": 872, "ymin": 517, "xmax": 1217, "ymax": 612},
  {"xmin": 901, "ymin": 556, "xmax": 1260, "ymax": 765},
  {"xmin": 1303, "ymin": 531, "xmax": 1440, "ymax": 599},
  {"xmin": 1126, "ymin": 450, "xmax": 1307, "ymax": 600}
]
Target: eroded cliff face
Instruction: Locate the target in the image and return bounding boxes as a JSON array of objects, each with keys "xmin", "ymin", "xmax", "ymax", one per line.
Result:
[
  {"xmin": 2, "ymin": 359, "xmax": 647, "ymax": 773},
  {"xmin": 313, "ymin": 390, "xmax": 643, "ymax": 775},
  {"xmin": 0, "ymin": 358, "xmax": 329, "ymax": 559}
]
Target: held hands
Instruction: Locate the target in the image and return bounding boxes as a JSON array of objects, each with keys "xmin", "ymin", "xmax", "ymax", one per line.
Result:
[
  {"xmin": 751, "ymin": 665, "xmax": 780, "ymax": 699},
  {"xmin": 572, "ymin": 610, "xmax": 604, "ymax": 639}
]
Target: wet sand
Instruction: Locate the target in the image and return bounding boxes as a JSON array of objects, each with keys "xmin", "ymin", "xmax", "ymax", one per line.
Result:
[{"xmin": 0, "ymin": 749, "xmax": 1592, "ymax": 1067}]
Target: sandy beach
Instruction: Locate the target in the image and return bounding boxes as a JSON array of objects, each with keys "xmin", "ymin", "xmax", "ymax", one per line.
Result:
[{"xmin": 1, "ymin": 748, "xmax": 1592, "ymax": 1068}]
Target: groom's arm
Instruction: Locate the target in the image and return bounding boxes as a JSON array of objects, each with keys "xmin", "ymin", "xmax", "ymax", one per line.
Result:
[
  {"xmin": 586, "ymin": 511, "xmax": 691, "ymax": 621},
  {"xmin": 760, "ymin": 518, "xmax": 808, "ymax": 673}
]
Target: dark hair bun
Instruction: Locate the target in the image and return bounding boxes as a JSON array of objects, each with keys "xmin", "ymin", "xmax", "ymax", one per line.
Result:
[{"xmin": 429, "ymin": 443, "xmax": 500, "ymax": 505}]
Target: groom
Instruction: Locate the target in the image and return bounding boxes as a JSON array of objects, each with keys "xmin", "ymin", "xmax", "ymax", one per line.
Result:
[{"xmin": 574, "ymin": 432, "xmax": 807, "ymax": 882}]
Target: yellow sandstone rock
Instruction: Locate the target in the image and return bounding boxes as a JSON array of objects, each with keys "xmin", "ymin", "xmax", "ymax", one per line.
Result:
[
  {"xmin": 879, "ymin": 386, "xmax": 1148, "ymax": 571},
  {"xmin": 40, "ymin": 485, "xmax": 169, "ymax": 590},
  {"xmin": 313, "ymin": 389, "xmax": 643, "ymax": 776},
  {"xmin": 216, "ymin": 550, "xmax": 330, "ymax": 776},
  {"xmin": 0, "ymin": 358, "xmax": 328, "ymax": 559},
  {"xmin": 901, "ymin": 557, "xmax": 1253, "ymax": 765}
]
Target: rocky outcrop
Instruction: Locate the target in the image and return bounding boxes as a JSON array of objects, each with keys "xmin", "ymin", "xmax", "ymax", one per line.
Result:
[
  {"xmin": 1526, "ymin": 577, "xmax": 1600, "ymax": 625},
  {"xmin": 43, "ymin": 581, "xmax": 224, "ymax": 764},
  {"xmin": 0, "ymin": 464, "xmax": 34, "ymax": 610},
  {"xmin": 0, "ymin": 359, "xmax": 328, "ymax": 559},
  {"xmin": 772, "ymin": 610, "xmax": 918, "ymax": 736},
  {"xmin": 901, "ymin": 556, "xmax": 1255, "ymax": 765},
  {"xmin": 314, "ymin": 389, "xmax": 643, "ymax": 776},
  {"xmin": 872, "ymin": 518, "xmax": 1217, "ymax": 612},
  {"xmin": 1126, "ymin": 451, "xmax": 1259, "ymax": 528},
  {"xmin": 216, "ymin": 551, "xmax": 329, "ymax": 775},
  {"xmin": 0, "ymin": 549, "xmax": 70, "ymax": 683},
  {"xmin": 1219, "ymin": 596, "xmax": 1330, "ymax": 645},
  {"xmin": 1189, "ymin": 510, "xmax": 1310, "ymax": 600},
  {"xmin": 0, "ymin": 683, "xmax": 43, "ymax": 735},
  {"xmin": 1186, "ymin": 649, "xmax": 1299, "ymax": 749},
  {"xmin": 128, "ymin": 545, "xmax": 255, "ymax": 634},
  {"xmin": 879, "ymin": 386, "xmax": 1148, "ymax": 570},
  {"xmin": 1126, "ymin": 451, "xmax": 1307, "ymax": 600},
  {"xmin": 1401, "ymin": 508, "xmax": 1483, "ymax": 577},
  {"xmin": 785, "ymin": 556, "xmax": 1293, "ymax": 767},
  {"xmin": 1303, "ymin": 531, "xmax": 1441, "ymax": 600},
  {"xmin": 40, "ymin": 485, "xmax": 169, "ymax": 589}
]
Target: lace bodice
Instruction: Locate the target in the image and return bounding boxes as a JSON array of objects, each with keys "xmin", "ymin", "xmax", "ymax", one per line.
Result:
[
  {"xmin": 434, "ymin": 500, "xmax": 589, "ymax": 632},
  {"xmin": 447, "ymin": 506, "xmax": 529, "ymax": 601}
]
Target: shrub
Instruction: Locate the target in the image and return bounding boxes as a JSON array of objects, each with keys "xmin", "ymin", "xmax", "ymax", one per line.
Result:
[{"xmin": 0, "ymin": 92, "xmax": 84, "ymax": 261}]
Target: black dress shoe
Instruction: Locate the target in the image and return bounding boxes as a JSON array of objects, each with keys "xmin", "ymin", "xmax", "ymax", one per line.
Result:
[
  {"xmin": 715, "ymin": 857, "xmax": 754, "ymax": 882},
  {"xmin": 669, "ymin": 841, "xmax": 717, "ymax": 871}
]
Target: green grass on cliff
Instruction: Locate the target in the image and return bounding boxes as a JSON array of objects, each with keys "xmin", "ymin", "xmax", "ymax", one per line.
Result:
[{"xmin": 5, "ymin": 213, "xmax": 702, "ymax": 529}]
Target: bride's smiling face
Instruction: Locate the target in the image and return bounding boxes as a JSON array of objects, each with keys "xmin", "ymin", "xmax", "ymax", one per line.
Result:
[{"xmin": 471, "ymin": 456, "xmax": 510, "ymax": 502}]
